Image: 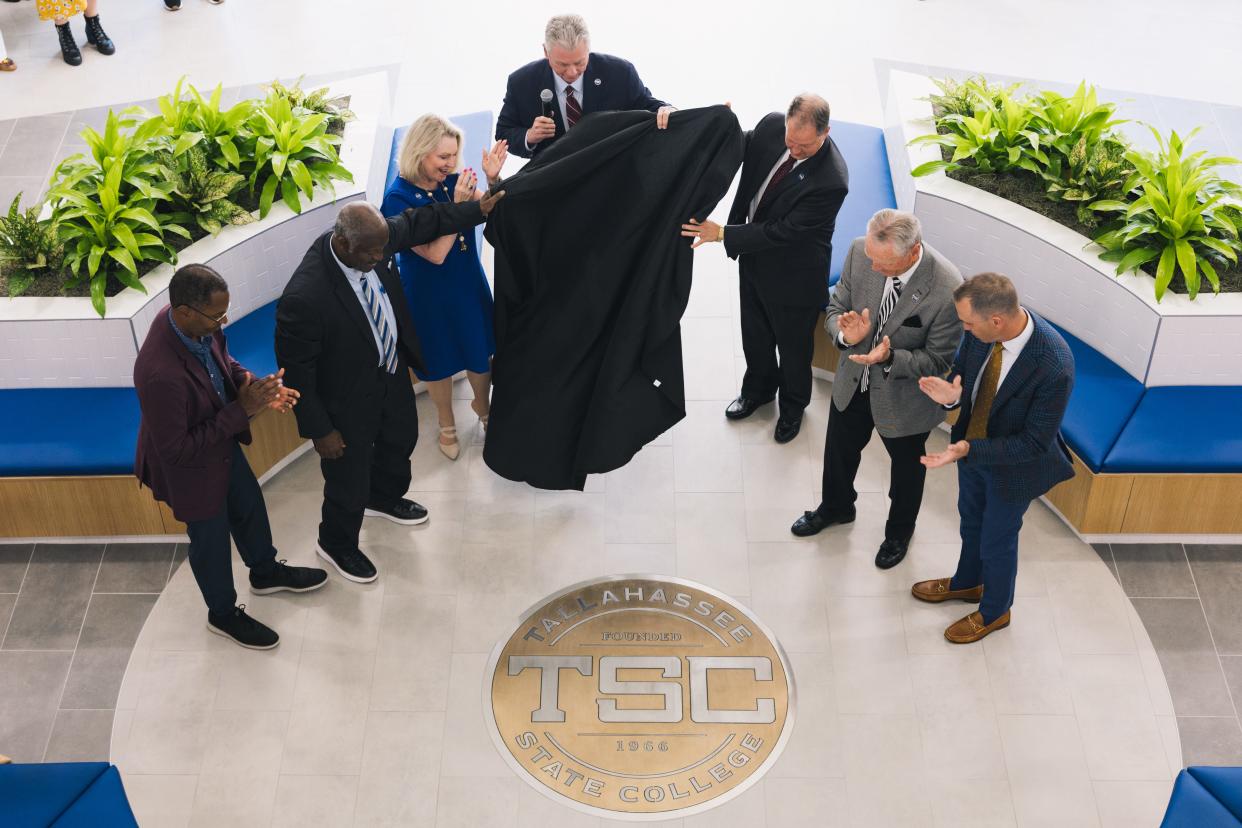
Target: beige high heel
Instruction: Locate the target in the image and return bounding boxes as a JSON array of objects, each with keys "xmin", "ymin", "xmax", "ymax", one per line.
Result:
[{"xmin": 438, "ymin": 425, "xmax": 460, "ymax": 461}]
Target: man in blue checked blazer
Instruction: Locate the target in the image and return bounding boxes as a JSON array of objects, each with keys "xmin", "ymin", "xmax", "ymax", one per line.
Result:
[{"xmin": 912, "ymin": 272, "xmax": 1075, "ymax": 644}]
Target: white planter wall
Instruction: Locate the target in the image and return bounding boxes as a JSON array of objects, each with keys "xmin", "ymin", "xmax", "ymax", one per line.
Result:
[
  {"xmin": 885, "ymin": 69, "xmax": 1242, "ymax": 387},
  {"xmin": 0, "ymin": 71, "xmax": 391, "ymax": 389}
]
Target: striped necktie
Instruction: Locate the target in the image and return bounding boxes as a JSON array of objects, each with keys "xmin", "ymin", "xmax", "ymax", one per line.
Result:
[
  {"xmin": 359, "ymin": 274, "xmax": 398, "ymax": 374},
  {"xmin": 859, "ymin": 279, "xmax": 902, "ymax": 392},
  {"xmin": 565, "ymin": 85, "xmax": 582, "ymax": 128}
]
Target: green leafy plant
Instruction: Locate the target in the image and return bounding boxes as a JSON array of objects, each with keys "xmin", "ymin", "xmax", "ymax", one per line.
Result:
[
  {"xmin": 242, "ymin": 90, "xmax": 353, "ymax": 219},
  {"xmin": 910, "ymin": 86, "xmax": 1041, "ymax": 177},
  {"xmin": 0, "ymin": 194, "xmax": 64, "ymax": 297},
  {"xmin": 1042, "ymin": 136, "xmax": 1133, "ymax": 227},
  {"xmin": 46, "ymin": 110, "xmax": 189, "ymax": 315},
  {"xmin": 1090, "ymin": 128, "xmax": 1242, "ymax": 301},
  {"xmin": 925, "ymin": 75, "xmax": 1020, "ymax": 119},
  {"xmin": 264, "ymin": 76, "xmax": 355, "ymax": 134},
  {"xmin": 146, "ymin": 77, "xmax": 256, "ymax": 172},
  {"xmin": 157, "ymin": 143, "xmax": 254, "ymax": 236}
]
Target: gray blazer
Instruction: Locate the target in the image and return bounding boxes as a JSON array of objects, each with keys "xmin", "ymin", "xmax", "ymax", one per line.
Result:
[{"xmin": 825, "ymin": 238, "xmax": 963, "ymax": 438}]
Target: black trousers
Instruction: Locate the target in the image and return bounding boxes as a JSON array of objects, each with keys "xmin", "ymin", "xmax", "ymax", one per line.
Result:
[
  {"xmin": 818, "ymin": 387, "xmax": 929, "ymax": 543},
  {"xmin": 738, "ymin": 275, "xmax": 821, "ymax": 421},
  {"xmin": 319, "ymin": 365, "xmax": 419, "ymax": 554},
  {"xmin": 184, "ymin": 442, "xmax": 278, "ymax": 615}
]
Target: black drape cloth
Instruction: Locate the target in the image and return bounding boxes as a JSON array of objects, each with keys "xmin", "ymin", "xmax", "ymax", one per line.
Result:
[{"xmin": 483, "ymin": 105, "xmax": 743, "ymax": 490}]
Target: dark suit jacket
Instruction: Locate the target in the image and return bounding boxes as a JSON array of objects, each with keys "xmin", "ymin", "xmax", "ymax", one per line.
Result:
[
  {"xmin": 723, "ymin": 112, "xmax": 850, "ymax": 307},
  {"xmin": 949, "ymin": 310, "xmax": 1076, "ymax": 503},
  {"xmin": 133, "ymin": 308, "xmax": 252, "ymax": 523},
  {"xmin": 275, "ymin": 201, "xmax": 485, "ymax": 441},
  {"xmin": 496, "ymin": 53, "xmax": 668, "ymax": 159}
]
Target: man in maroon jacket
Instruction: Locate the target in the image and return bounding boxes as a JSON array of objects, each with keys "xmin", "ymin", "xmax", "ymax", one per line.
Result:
[{"xmin": 134, "ymin": 264, "xmax": 327, "ymax": 649}]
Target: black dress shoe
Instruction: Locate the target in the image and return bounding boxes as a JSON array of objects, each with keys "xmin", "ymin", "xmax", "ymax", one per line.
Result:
[
  {"xmin": 875, "ymin": 538, "xmax": 910, "ymax": 570},
  {"xmin": 163, "ymin": 0, "xmax": 181, "ymax": 9},
  {"xmin": 83, "ymin": 14, "xmax": 114, "ymax": 55},
  {"xmin": 790, "ymin": 509, "xmax": 856, "ymax": 537},
  {"xmin": 364, "ymin": 498, "xmax": 429, "ymax": 525},
  {"xmin": 207, "ymin": 605, "xmax": 279, "ymax": 650},
  {"xmin": 774, "ymin": 415, "xmax": 802, "ymax": 444},
  {"xmin": 725, "ymin": 396, "xmax": 772, "ymax": 420},
  {"xmin": 316, "ymin": 543, "xmax": 378, "ymax": 583},
  {"xmin": 249, "ymin": 559, "xmax": 329, "ymax": 595}
]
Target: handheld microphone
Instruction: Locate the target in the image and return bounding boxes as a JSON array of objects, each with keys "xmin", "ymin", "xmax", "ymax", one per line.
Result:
[{"xmin": 540, "ymin": 88, "xmax": 556, "ymax": 120}]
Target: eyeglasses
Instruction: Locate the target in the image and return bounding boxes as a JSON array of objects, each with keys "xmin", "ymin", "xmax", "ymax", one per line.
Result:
[{"xmin": 181, "ymin": 304, "xmax": 231, "ymax": 325}]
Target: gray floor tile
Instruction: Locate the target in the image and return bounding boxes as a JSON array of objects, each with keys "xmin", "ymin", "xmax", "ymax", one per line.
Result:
[
  {"xmin": 95, "ymin": 543, "xmax": 176, "ymax": 594},
  {"xmin": 43, "ymin": 708, "xmax": 114, "ymax": 763},
  {"xmin": 1176, "ymin": 716, "xmax": 1242, "ymax": 767},
  {"xmin": 1132, "ymin": 598, "xmax": 1235, "ymax": 717},
  {"xmin": 0, "ymin": 651, "xmax": 72, "ymax": 763},
  {"xmin": 1091, "ymin": 543, "xmax": 1119, "ymax": 582},
  {"xmin": 0, "ymin": 112, "xmax": 72, "ymax": 178},
  {"xmin": 169, "ymin": 544, "xmax": 188, "ymax": 584},
  {"xmin": 60, "ymin": 593, "xmax": 159, "ymax": 710},
  {"xmin": 1112, "ymin": 543, "xmax": 1197, "ymax": 598},
  {"xmin": 1221, "ymin": 656, "xmax": 1242, "ymax": 714},
  {"xmin": 0, "ymin": 119, "xmax": 16, "ymax": 148},
  {"xmin": 2, "ymin": 543, "xmax": 103, "ymax": 651},
  {"xmin": 0, "ymin": 176, "xmax": 48, "ymax": 213},
  {"xmin": 1185, "ymin": 545, "xmax": 1242, "ymax": 655},
  {"xmin": 0, "ymin": 543, "xmax": 32, "ymax": 592},
  {"xmin": 0, "ymin": 594, "xmax": 16, "ymax": 641}
]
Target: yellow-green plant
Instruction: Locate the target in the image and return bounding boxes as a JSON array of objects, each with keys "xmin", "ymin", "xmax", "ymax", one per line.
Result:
[
  {"xmin": 242, "ymin": 90, "xmax": 352, "ymax": 218},
  {"xmin": 0, "ymin": 194, "xmax": 63, "ymax": 297},
  {"xmin": 1090, "ymin": 128, "xmax": 1242, "ymax": 300}
]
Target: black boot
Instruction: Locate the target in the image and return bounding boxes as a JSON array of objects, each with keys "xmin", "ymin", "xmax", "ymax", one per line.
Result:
[
  {"xmin": 84, "ymin": 14, "xmax": 115, "ymax": 55},
  {"xmin": 56, "ymin": 22, "xmax": 82, "ymax": 66}
]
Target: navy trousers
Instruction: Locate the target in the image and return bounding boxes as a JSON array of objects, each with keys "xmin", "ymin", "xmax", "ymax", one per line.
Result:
[
  {"xmin": 949, "ymin": 463, "xmax": 1030, "ymax": 624},
  {"xmin": 184, "ymin": 442, "xmax": 278, "ymax": 615}
]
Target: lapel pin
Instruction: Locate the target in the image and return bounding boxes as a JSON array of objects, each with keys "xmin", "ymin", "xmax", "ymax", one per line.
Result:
[
  {"xmin": 798, "ymin": 173, "xmax": 805, "ymax": 181},
  {"xmin": 594, "ymin": 78, "xmax": 602, "ymax": 86}
]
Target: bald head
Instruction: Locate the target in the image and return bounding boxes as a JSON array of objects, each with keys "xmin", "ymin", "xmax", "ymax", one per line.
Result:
[{"xmin": 332, "ymin": 202, "xmax": 389, "ymax": 272}]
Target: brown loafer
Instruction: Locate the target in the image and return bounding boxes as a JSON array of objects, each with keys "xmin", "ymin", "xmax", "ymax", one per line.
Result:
[
  {"xmin": 911, "ymin": 578, "xmax": 983, "ymax": 604},
  {"xmin": 945, "ymin": 610, "xmax": 1010, "ymax": 644}
]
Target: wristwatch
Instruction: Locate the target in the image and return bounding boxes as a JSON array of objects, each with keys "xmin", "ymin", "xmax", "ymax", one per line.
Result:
[{"xmin": 717, "ymin": 224, "xmax": 725, "ymax": 242}]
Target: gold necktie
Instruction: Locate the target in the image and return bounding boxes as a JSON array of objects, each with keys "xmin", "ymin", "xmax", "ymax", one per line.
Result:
[{"xmin": 965, "ymin": 343, "xmax": 1004, "ymax": 440}]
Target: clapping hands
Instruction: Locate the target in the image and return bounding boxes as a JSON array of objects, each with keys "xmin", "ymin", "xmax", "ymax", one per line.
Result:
[
  {"xmin": 482, "ymin": 140, "xmax": 508, "ymax": 185},
  {"xmin": 837, "ymin": 308, "xmax": 872, "ymax": 347}
]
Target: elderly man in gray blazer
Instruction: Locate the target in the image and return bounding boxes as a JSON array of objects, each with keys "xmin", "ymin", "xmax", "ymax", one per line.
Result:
[{"xmin": 792, "ymin": 209, "xmax": 963, "ymax": 569}]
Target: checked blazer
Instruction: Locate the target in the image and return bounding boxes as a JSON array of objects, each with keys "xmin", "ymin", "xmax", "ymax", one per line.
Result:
[{"xmin": 948, "ymin": 310, "xmax": 1076, "ymax": 503}]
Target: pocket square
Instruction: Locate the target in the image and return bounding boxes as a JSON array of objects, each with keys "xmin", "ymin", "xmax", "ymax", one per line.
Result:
[{"xmin": 901, "ymin": 316, "xmax": 923, "ymax": 328}]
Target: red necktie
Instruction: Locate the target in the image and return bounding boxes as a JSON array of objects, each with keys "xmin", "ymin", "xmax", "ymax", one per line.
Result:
[
  {"xmin": 757, "ymin": 155, "xmax": 797, "ymax": 214},
  {"xmin": 565, "ymin": 86, "xmax": 582, "ymax": 128}
]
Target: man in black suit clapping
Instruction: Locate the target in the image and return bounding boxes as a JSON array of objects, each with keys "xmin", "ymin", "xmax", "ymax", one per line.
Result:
[
  {"xmin": 682, "ymin": 94, "xmax": 850, "ymax": 444},
  {"xmin": 496, "ymin": 13, "xmax": 674, "ymax": 159}
]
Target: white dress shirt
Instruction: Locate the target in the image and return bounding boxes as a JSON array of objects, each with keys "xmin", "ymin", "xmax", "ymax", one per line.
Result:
[
  {"xmin": 330, "ymin": 242, "xmax": 399, "ymax": 367},
  {"xmin": 969, "ymin": 307, "xmax": 1035, "ymax": 404},
  {"xmin": 748, "ymin": 150, "xmax": 805, "ymax": 222},
  {"xmin": 838, "ymin": 245, "xmax": 924, "ymax": 350}
]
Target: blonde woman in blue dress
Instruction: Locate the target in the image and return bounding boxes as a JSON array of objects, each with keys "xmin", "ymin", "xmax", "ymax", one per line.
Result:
[{"xmin": 381, "ymin": 115, "xmax": 507, "ymax": 459}]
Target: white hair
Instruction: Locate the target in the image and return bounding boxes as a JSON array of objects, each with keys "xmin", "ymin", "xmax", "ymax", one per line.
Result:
[
  {"xmin": 544, "ymin": 14, "xmax": 590, "ymax": 51},
  {"xmin": 866, "ymin": 208, "xmax": 923, "ymax": 255}
]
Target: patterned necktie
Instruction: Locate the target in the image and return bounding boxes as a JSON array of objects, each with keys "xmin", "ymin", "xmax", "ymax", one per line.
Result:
[
  {"xmin": 756, "ymin": 155, "xmax": 797, "ymax": 215},
  {"xmin": 359, "ymin": 274, "xmax": 398, "ymax": 374},
  {"xmin": 565, "ymin": 85, "xmax": 582, "ymax": 128},
  {"xmin": 965, "ymin": 342, "xmax": 1005, "ymax": 440},
  {"xmin": 859, "ymin": 279, "xmax": 903, "ymax": 392}
]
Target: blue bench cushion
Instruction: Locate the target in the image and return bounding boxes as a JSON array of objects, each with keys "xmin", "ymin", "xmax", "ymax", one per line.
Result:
[
  {"xmin": 1104, "ymin": 386, "xmax": 1242, "ymax": 473},
  {"xmin": 0, "ymin": 387, "xmax": 139, "ymax": 476},
  {"xmin": 223, "ymin": 298, "xmax": 279, "ymax": 378},
  {"xmin": 0, "ymin": 762, "xmax": 137, "ymax": 828},
  {"xmin": 828, "ymin": 122, "xmax": 898, "ymax": 290},
  {"xmin": 1051, "ymin": 325, "xmax": 1146, "ymax": 473},
  {"xmin": 1161, "ymin": 767, "xmax": 1242, "ymax": 827}
]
